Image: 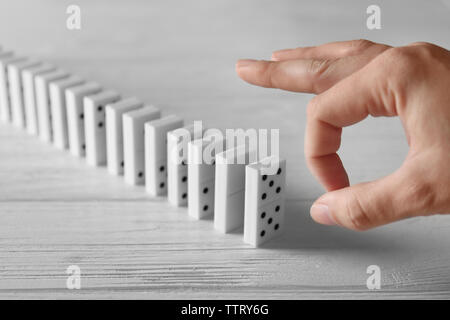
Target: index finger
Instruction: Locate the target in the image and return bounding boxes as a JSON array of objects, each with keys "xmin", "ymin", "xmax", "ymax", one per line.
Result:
[{"xmin": 272, "ymin": 39, "xmax": 389, "ymax": 61}]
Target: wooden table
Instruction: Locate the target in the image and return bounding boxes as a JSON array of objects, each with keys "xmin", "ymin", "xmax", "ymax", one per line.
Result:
[{"xmin": 1, "ymin": 0, "xmax": 449, "ymax": 299}]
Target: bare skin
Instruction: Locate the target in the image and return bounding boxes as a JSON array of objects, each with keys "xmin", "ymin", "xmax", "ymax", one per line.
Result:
[{"xmin": 236, "ymin": 40, "xmax": 450, "ymax": 231}]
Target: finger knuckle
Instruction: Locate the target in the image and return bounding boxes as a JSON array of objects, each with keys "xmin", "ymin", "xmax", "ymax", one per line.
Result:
[
  {"xmin": 405, "ymin": 178, "xmax": 438, "ymax": 214},
  {"xmin": 348, "ymin": 39, "xmax": 374, "ymax": 54},
  {"xmin": 308, "ymin": 59, "xmax": 331, "ymax": 77},
  {"xmin": 409, "ymin": 41, "xmax": 435, "ymax": 48},
  {"xmin": 344, "ymin": 190, "xmax": 373, "ymax": 231},
  {"xmin": 377, "ymin": 47, "xmax": 417, "ymax": 82},
  {"xmin": 307, "ymin": 59, "xmax": 333, "ymax": 92},
  {"xmin": 382, "ymin": 47, "xmax": 413, "ymax": 64}
]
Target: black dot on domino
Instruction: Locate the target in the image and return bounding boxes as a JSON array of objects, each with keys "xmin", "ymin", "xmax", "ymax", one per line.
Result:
[
  {"xmin": 275, "ymin": 205, "xmax": 280, "ymax": 212},
  {"xmin": 268, "ymin": 218, "xmax": 273, "ymax": 225},
  {"xmin": 276, "ymin": 187, "xmax": 281, "ymax": 193},
  {"xmin": 159, "ymin": 182, "xmax": 165, "ymax": 189},
  {"xmin": 97, "ymin": 105, "xmax": 103, "ymax": 112},
  {"xmin": 260, "ymin": 230, "xmax": 266, "ymax": 237},
  {"xmin": 203, "ymin": 205, "xmax": 208, "ymax": 211},
  {"xmin": 98, "ymin": 122, "xmax": 103, "ymax": 128},
  {"xmin": 277, "ymin": 168, "xmax": 282, "ymax": 175},
  {"xmin": 269, "ymin": 180, "xmax": 274, "ymax": 187},
  {"xmin": 274, "ymin": 224, "xmax": 279, "ymax": 230},
  {"xmin": 120, "ymin": 161, "xmax": 124, "ymax": 168},
  {"xmin": 260, "ymin": 212, "xmax": 266, "ymax": 219},
  {"xmin": 262, "ymin": 175, "xmax": 267, "ymax": 181},
  {"xmin": 203, "ymin": 187, "xmax": 208, "ymax": 194},
  {"xmin": 261, "ymin": 193, "xmax": 267, "ymax": 200},
  {"xmin": 159, "ymin": 165, "xmax": 165, "ymax": 172},
  {"xmin": 80, "ymin": 113, "xmax": 84, "ymax": 120},
  {"xmin": 138, "ymin": 172, "xmax": 143, "ymax": 178},
  {"xmin": 181, "ymin": 176, "xmax": 187, "ymax": 183},
  {"xmin": 182, "ymin": 193, "xmax": 187, "ymax": 199}
]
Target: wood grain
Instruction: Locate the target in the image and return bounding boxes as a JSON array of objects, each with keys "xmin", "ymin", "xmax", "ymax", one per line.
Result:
[{"xmin": 0, "ymin": 0, "xmax": 450, "ymax": 299}]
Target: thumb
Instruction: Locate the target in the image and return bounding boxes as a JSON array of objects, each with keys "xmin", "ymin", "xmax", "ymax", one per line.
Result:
[{"xmin": 310, "ymin": 161, "xmax": 434, "ymax": 230}]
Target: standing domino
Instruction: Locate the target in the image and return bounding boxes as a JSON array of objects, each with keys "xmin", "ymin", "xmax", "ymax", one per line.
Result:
[
  {"xmin": 123, "ymin": 105, "xmax": 161, "ymax": 185},
  {"xmin": 105, "ymin": 97, "xmax": 143, "ymax": 175},
  {"xmin": 8, "ymin": 59, "xmax": 40, "ymax": 128},
  {"xmin": 214, "ymin": 145, "xmax": 257, "ymax": 233},
  {"xmin": 49, "ymin": 76, "xmax": 85, "ymax": 149},
  {"xmin": 244, "ymin": 157, "xmax": 286, "ymax": 247},
  {"xmin": 66, "ymin": 82, "xmax": 102, "ymax": 157},
  {"xmin": 188, "ymin": 136, "xmax": 225, "ymax": 219},
  {"xmin": 0, "ymin": 52, "xmax": 21, "ymax": 123},
  {"xmin": 83, "ymin": 90, "xmax": 121, "ymax": 167},
  {"xmin": 167, "ymin": 124, "xmax": 204, "ymax": 207},
  {"xmin": 35, "ymin": 70, "xmax": 70, "ymax": 142},
  {"xmin": 22, "ymin": 63, "xmax": 56, "ymax": 135},
  {"xmin": 145, "ymin": 115, "xmax": 183, "ymax": 196}
]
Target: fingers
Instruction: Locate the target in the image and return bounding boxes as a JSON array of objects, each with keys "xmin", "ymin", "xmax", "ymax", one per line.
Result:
[
  {"xmin": 310, "ymin": 161, "xmax": 435, "ymax": 230},
  {"xmin": 236, "ymin": 53, "xmax": 382, "ymax": 94},
  {"xmin": 305, "ymin": 58, "xmax": 397, "ymax": 191},
  {"xmin": 303, "ymin": 54, "xmax": 429, "ymax": 230},
  {"xmin": 271, "ymin": 39, "xmax": 389, "ymax": 61}
]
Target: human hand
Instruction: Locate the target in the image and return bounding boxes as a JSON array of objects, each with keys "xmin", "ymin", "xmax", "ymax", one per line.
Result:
[{"xmin": 236, "ymin": 40, "xmax": 450, "ymax": 230}]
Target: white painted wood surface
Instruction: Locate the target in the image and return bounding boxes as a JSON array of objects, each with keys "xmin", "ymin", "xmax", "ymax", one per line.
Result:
[{"xmin": 0, "ymin": 0, "xmax": 449, "ymax": 299}]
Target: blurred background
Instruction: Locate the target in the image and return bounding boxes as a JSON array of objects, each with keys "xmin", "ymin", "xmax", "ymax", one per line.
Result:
[{"xmin": 0, "ymin": 0, "xmax": 448, "ymax": 200}]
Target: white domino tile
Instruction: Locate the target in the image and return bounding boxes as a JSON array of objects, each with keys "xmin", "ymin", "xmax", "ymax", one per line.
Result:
[
  {"xmin": 214, "ymin": 145, "xmax": 258, "ymax": 233},
  {"xmin": 105, "ymin": 97, "xmax": 143, "ymax": 176},
  {"xmin": 22, "ymin": 63, "xmax": 56, "ymax": 135},
  {"xmin": 123, "ymin": 105, "xmax": 160, "ymax": 185},
  {"xmin": 188, "ymin": 136, "xmax": 225, "ymax": 219},
  {"xmin": 244, "ymin": 157, "xmax": 286, "ymax": 247},
  {"xmin": 84, "ymin": 90, "xmax": 121, "ymax": 167},
  {"xmin": 35, "ymin": 70, "xmax": 70, "ymax": 142},
  {"xmin": 145, "ymin": 115, "xmax": 183, "ymax": 196},
  {"xmin": 49, "ymin": 76, "xmax": 85, "ymax": 150},
  {"xmin": 0, "ymin": 51, "xmax": 20, "ymax": 123},
  {"xmin": 66, "ymin": 82, "xmax": 102, "ymax": 157},
  {"xmin": 7, "ymin": 59, "xmax": 40, "ymax": 128},
  {"xmin": 167, "ymin": 124, "xmax": 205, "ymax": 207}
]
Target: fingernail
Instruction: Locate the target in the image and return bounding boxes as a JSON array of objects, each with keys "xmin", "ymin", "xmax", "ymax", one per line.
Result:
[
  {"xmin": 310, "ymin": 204, "xmax": 336, "ymax": 226},
  {"xmin": 236, "ymin": 59, "xmax": 257, "ymax": 68},
  {"xmin": 274, "ymin": 48, "xmax": 293, "ymax": 53},
  {"xmin": 271, "ymin": 49, "xmax": 293, "ymax": 61},
  {"xmin": 272, "ymin": 48, "xmax": 293, "ymax": 56}
]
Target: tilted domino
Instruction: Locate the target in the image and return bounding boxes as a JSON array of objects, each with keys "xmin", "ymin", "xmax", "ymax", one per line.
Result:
[
  {"xmin": 35, "ymin": 70, "xmax": 70, "ymax": 142},
  {"xmin": 84, "ymin": 90, "xmax": 121, "ymax": 167},
  {"xmin": 0, "ymin": 52, "xmax": 21, "ymax": 123},
  {"xmin": 105, "ymin": 97, "xmax": 143, "ymax": 175},
  {"xmin": 22, "ymin": 63, "xmax": 56, "ymax": 135},
  {"xmin": 188, "ymin": 135, "xmax": 225, "ymax": 219},
  {"xmin": 49, "ymin": 76, "xmax": 85, "ymax": 150},
  {"xmin": 214, "ymin": 145, "xmax": 257, "ymax": 233},
  {"xmin": 244, "ymin": 156, "xmax": 286, "ymax": 247},
  {"xmin": 145, "ymin": 115, "xmax": 183, "ymax": 196},
  {"xmin": 8, "ymin": 59, "xmax": 40, "ymax": 128},
  {"xmin": 123, "ymin": 105, "xmax": 160, "ymax": 185},
  {"xmin": 167, "ymin": 124, "xmax": 205, "ymax": 207},
  {"xmin": 66, "ymin": 82, "xmax": 102, "ymax": 157}
]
